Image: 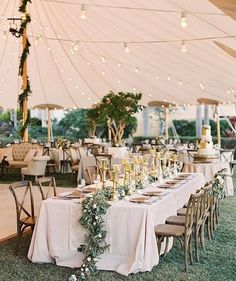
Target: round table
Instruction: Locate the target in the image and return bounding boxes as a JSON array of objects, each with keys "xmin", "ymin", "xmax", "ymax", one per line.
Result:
[{"xmin": 183, "ymin": 161, "xmax": 234, "ymax": 196}]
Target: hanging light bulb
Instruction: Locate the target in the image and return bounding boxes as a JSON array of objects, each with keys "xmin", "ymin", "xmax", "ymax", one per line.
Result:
[
  {"xmin": 73, "ymin": 40, "xmax": 80, "ymax": 51},
  {"xmin": 179, "ymin": 80, "xmax": 183, "ymax": 86},
  {"xmin": 101, "ymin": 56, "xmax": 106, "ymax": 63},
  {"xmin": 124, "ymin": 42, "xmax": 130, "ymax": 53},
  {"xmin": 200, "ymin": 82, "xmax": 205, "ymax": 90},
  {"xmin": 81, "ymin": 4, "xmax": 87, "ymax": 19},
  {"xmin": 167, "ymin": 76, "xmax": 171, "ymax": 81},
  {"xmin": 135, "ymin": 67, "xmax": 140, "ymax": 73},
  {"xmin": 180, "ymin": 12, "xmax": 187, "ymax": 29},
  {"xmin": 181, "ymin": 40, "xmax": 187, "ymax": 52}
]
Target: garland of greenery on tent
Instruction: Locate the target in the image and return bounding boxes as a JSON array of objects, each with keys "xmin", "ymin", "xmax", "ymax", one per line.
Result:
[{"xmin": 18, "ymin": 0, "xmax": 32, "ymax": 138}]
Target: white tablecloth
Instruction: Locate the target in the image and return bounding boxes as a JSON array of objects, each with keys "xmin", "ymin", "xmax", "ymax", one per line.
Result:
[
  {"xmin": 183, "ymin": 162, "xmax": 234, "ymax": 196},
  {"xmin": 50, "ymin": 149, "xmax": 71, "ymax": 173},
  {"xmin": 28, "ymin": 173, "xmax": 204, "ymax": 275}
]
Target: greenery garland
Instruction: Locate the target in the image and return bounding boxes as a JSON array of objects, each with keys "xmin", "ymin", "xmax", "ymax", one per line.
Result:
[
  {"xmin": 211, "ymin": 168, "xmax": 229, "ymax": 198},
  {"xmin": 17, "ymin": 0, "xmax": 32, "ymax": 138},
  {"xmin": 69, "ymin": 185, "xmax": 130, "ymax": 281}
]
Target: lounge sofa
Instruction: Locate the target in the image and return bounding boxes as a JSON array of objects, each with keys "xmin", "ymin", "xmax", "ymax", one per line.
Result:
[{"xmin": 0, "ymin": 143, "xmax": 43, "ymax": 169}]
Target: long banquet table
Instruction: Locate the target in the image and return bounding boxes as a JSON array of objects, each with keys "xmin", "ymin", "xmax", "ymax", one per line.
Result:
[{"xmin": 28, "ymin": 173, "xmax": 204, "ymax": 276}]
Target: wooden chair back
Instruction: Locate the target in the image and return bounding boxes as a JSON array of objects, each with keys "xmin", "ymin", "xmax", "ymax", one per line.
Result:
[
  {"xmin": 36, "ymin": 176, "xmax": 57, "ymax": 200},
  {"xmin": 185, "ymin": 191, "xmax": 204, "ymax": 236},
  {"xmin": 9, "ymin": 181, "xmax": 35, "ymax": 226},
  {"xmin": 86, "ymin": 166, "xmax": 99, "ymax": 185},
  {"xmin": 69, "ymin": 148, "xmax": 80, "ymax": 165}
]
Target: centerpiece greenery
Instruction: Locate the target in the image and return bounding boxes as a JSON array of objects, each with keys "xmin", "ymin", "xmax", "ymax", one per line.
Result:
[
  {"xmin": 86, "ymin": 91, "xmax": 143, "ymax": 145},
  {"xmin": 69, "ymin": 184, "xmax": 130, "ymax": 281}
]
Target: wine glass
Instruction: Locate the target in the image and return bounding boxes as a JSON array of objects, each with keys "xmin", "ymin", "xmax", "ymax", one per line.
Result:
[{"xmin": 77, "ymin": 178, "xmax": 86, "ymax": 198}]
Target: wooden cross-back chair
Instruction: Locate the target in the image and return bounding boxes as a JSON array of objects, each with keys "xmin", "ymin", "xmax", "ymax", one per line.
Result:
[
  {"xmin": 69, "ymin": 148, "xmax": 80, "ymax": 179},
  {"xmin": 94, "ymin": 154, "xmax": 112, "ymax": 180},
  {"xmin": 85, "ymin": 166, "xmax": 100, "ymax": 185},
  {"xmin": 155, "ymin": 191, "xmax": 204, "ymax": 272},
  {"xmin": 9, "ymin": 181, "xmax": 36, "ymax": 254},
  {"xmin": 167, "ymin": 188, "xmax": 205, "ymax": 263},
  {"xmin": 36, "ymin": 176, "xmax": 57, "ymax": 200}
]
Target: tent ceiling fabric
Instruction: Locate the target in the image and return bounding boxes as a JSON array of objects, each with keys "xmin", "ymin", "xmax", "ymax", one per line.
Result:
[{"xmin": 0, "ymin": 0, "xmax": 236, "ymax": 109}]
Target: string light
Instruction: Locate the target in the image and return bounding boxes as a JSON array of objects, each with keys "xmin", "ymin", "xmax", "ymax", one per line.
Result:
[
  {"xmin": 135, "ymin": 67, "xmax": 140, "ymax": 73},
  {"xmin": 81, "ymin": 4, "xmax": 87, "ymax": 19},
  {"xmin": 181, "ymin": 40, "xmax": 187, "ymax": 52},
  {"xmin": 124, "ymin": 42, "xmax": 130, "ymax": 53},
  {"xmin": 200, "ymin": 82, "xmax": 205, "ymax": 90},
  {"xmin": 167, "ymin": 76, "xmax": 171, "ymax": 81},
  {"xmin": 117, "ymin": 63, "xmax": 121, "ymax": 67},
  {"xmin": 180, "ymin": 11, "xmax": 187, "ymax": 29},
  {"xmin": 178, "ymin": 80, "xmax": 183, "ymax": 86},
  {"xmin": 155, "ymin": 75, "xmax": 160, "ymax": 79},
  {"xmin": 71, "ymin": 40, "xmax": 79, "ymax": 53},
  {"xmin": 101, "ymin": 56, "xmax": 106, "ymax": 63}
]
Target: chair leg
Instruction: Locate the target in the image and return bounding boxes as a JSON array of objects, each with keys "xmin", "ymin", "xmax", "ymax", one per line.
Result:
[
  {"xmin": 15, "ymin": 230, "xmax": 23, "ymax": 255},
  {"xmin": 184, "ymin": 236, "xmax": 189, "ymax": 273},
  {"xmin": 195, "ymin": 225, "xmax": 201, "ymax": 262},
  {"xmin": 188, "ymin": 235, "xmax": 193, "ymax": 265},
  {"xmin": 157, "ymin": 236, "xmax": 164, "ymax": 256},
  {"xmin": 200, "ymin": 222, "xmax": 206, "ymax": 251},
  {"xmin": 163, "ymin": 237, "xmax": 169, "ymax": 257}
]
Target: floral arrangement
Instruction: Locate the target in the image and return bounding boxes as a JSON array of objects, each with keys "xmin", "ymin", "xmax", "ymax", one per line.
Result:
[
  {"xmin": 56, "ymin": 138, "xmax": 71, "ymax": 149},
  {"xmin": 211, "ymin": 168, "xmax": 229, "ymax": 198}
]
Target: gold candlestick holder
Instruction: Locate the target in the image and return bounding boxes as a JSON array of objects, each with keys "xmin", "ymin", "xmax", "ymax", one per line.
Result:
[
  {"xmin": 99, "ymin": 159, "xmax": 109, "ymax": 190},
  {"xmin": 150, "ymin": 149, "xmax": 156, "ymax": 176},
  {"xmin": 111, "ymin": 170, "xmax": 119, "ymax": 201}
]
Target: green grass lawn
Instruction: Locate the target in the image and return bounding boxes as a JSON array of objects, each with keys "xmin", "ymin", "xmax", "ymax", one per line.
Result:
[
  {"xmin": 0, "ymin": 176, "xmax": 235, "ymax": 281},
  {"xmin": 0, "ymin": 168, "xmax": 76, "ymax": 187}
]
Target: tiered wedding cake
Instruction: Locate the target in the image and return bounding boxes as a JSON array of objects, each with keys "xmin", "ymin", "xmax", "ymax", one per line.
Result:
[{"xmin": 195, "ymin": 125, "xmax": 217, "ymax": 159}]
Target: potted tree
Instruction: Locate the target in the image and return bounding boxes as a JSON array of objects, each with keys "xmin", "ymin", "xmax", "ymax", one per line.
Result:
[{"xmin": 87, "ymin": 91, "xmax": 143, "ymax": 145}]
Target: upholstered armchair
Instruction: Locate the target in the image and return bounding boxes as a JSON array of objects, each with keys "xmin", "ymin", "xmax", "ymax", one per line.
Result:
[{"xmin": 21, "ymin": 156, "xmax": 50, "ymax": 181}]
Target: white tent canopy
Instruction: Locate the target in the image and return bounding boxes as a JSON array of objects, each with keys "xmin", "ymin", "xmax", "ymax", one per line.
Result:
[{"xmin": 0, "ymin": 0, "xmax": 236, "ymax": 109}]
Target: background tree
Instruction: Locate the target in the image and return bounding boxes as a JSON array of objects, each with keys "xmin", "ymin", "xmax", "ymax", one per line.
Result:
[
  {"xmin": 87, "ymin": 91, "xmax": 143, "ymax": 144},
  {"xmin": 54, "ymin": 109, "xmax": 89, "ymax": 140}
]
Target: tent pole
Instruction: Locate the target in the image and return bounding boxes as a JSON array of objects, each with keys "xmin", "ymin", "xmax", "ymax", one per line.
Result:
[
  {"xmin": 22, "ymin": 27, "xmax": 28, "ymax": 142},
  {"xmin": 165, "ymin": 107, "xmax": 168, "ymax": 140},
  {"xmin": 47, "ymin": 108, "xmax": 51, "ymax": 142},
  {"xmin": 216, "ymin": 105, "xmax": 221, "ymax": 148}
]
